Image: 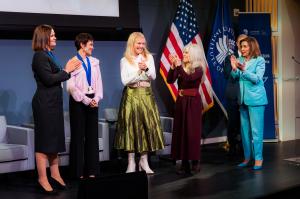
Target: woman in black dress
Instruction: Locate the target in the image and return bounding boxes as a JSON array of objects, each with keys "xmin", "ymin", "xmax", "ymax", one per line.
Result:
[{"xmin": 31, "ymin": 24, "xmax": 81, "ymax": 193}]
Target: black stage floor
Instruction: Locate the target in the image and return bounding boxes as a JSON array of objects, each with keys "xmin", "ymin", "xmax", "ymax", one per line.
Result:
[{"xmin": 1, "ymin": 140, "xmax": 300, "ymax": 199}]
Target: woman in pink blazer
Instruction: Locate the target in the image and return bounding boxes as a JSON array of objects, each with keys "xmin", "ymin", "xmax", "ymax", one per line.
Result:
[{"xmin": 67, "ymin": 33, "xmax": 103, "ymax": 179}]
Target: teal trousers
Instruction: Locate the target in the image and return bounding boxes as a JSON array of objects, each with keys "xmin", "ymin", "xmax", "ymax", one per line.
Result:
[{"xmin": 240, "ymin": 105, "xmax": 265, "ymax": 161}]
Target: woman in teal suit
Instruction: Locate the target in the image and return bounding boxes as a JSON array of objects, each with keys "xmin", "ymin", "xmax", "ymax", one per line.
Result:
[{"xmin": 230, "ymin": 36, "xmax": 268, "ymax": 170}]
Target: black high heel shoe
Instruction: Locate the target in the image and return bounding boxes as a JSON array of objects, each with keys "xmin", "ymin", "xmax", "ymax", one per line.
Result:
[
  {"xmin": 49, "ymin": 177, "xmax": 68, "ymax": 190},
  {"xmin": 36, "ymin": 182, "xmax": 58, "ymax": 195}
]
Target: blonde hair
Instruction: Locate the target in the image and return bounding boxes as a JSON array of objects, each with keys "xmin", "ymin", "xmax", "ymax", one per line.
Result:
[
  {"xmin": 124, "ymin": 32, "xmax": 151, "ymax": 64},
  {"xmin": 182, "ymin": 43, "xmax": 206, "ymax": 82}
]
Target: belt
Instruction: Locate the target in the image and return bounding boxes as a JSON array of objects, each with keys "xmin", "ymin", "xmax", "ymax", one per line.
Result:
[
  {"xmin": 128, "ymin": 81, "xmax": 150, "ymax": 88},
  {"xmin": 178, "ymin": 88, "xmax": 198, "ymax": 97}
]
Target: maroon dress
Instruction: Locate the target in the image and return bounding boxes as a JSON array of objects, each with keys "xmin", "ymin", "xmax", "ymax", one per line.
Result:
[{"xmin": 167, "ymin": 66, "xmax": 203, "ymax": 160}]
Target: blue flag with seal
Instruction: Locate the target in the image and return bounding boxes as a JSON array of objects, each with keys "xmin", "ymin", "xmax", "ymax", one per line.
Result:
[{"xmin": 207, "ymin": 0, "xmax": 235, "ymax": 108}]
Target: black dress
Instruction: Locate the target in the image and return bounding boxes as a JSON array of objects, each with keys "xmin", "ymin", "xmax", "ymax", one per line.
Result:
[{"xmin": 32, "ymin": 51, "xmax": 70, "ymax": 153}]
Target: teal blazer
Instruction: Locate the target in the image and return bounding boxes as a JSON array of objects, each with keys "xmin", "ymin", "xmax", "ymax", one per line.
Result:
[{"xmin": 231, "ymin": 56, "xmax": 268, "ymax": 106}]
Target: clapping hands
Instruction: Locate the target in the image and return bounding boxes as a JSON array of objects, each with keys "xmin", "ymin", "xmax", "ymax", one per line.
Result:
[
  {"xmin": 136, "ymin": 54, "xmax": 148, "ymax": 74},
  {"xmin": 230, "ymin": 55, "xmax": 245, "ymax": 71},
  {"xmin": 138, "ymin": 61, "xmax": 148, "ymax": 71},
  {"xmin": 169, "ymin": 54, "xmax": 181, "ymax": 69}
]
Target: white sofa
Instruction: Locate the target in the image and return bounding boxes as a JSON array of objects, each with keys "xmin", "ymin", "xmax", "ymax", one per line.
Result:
[
  {"xmin": 59, "ymin": 112, "xmax": 110, "ymax": 166},
  {"xmin": 0, "ymin": 115, "xmax": 35, "ymax": 174}
]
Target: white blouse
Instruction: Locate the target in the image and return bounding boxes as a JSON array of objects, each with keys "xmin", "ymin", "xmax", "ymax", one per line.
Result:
[{"xmin": 120, "ymin": 54, "xmax": 156, "ymax": 86}]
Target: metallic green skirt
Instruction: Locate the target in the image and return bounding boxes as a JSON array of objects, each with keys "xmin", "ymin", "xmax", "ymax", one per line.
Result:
[{"xmin": 114, "ymin": 86, "xmax": 165, "ymax": 153}]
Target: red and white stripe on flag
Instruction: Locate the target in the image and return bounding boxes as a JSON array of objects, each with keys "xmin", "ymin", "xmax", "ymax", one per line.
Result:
[{"xmin": 160, "ymin": 24, "xmax": 214, "ymax": 112}]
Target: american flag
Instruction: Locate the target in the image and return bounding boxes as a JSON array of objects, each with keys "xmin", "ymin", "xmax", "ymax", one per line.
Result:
[{"xmin": 159, "ymin": 0, "xmax": 214, "ymax": 111}]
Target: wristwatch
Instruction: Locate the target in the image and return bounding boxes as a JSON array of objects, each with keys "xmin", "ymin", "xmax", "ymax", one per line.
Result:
[{"xmin": 145, "ymin": 67, "xmax": 149, "ymax": 72}]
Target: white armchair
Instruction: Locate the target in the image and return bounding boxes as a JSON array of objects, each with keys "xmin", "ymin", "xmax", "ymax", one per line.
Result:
[
  {"xmin": 156, "ymin": 116, "xmax": 174, "ymax": 156},
  {"xmin": 0, "ymin": 115, "xmax": 35, "ymax": 173}
]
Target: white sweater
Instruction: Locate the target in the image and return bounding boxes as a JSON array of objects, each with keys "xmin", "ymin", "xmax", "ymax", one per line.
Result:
[{"xmin": 120, "ymin": 54, "xmax": 156, "ymax": 86}]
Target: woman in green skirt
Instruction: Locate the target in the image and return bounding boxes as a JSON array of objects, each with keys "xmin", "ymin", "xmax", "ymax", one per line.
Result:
[{"xmin": 114, "ymin": 32, "xmax": 164, "ymax": 174}]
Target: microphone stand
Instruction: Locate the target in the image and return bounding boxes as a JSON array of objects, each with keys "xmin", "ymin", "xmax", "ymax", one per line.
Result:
[{"xmin": 292, "ymin": 56, "xmax": 300, "ymax": 65}]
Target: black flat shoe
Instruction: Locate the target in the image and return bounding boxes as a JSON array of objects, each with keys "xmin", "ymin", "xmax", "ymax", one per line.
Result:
[
  {"xmin": 49, "ymin": 177, "xmax": 68, "ymax": 190},
  {"xmin": 36, "ymin": 182, "xmax": 58, "ymax": 195}
]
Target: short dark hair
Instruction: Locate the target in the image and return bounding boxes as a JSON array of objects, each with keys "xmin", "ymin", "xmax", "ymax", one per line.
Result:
[
  {"xmin": 75, "ymin": 33, "xmax": 94, "ymax": 51},
  {"xmin": 32, "ymin": 24, "xmax": 53, "ymax": 51}
]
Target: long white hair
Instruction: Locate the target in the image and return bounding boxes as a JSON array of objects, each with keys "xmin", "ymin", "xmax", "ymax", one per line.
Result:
[{"xmin": 182, "ymin": 43, "xmax": 206, "ymax": 82}]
